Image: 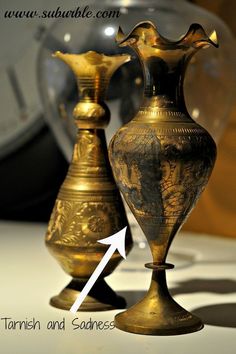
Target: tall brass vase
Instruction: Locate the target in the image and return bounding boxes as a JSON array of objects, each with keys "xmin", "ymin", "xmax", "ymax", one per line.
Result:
[
  {"xmin": 109, "ymin": 22, "xmax": 218, "ymax": 334},
  {"xmin": 45, "ymin": 51, "xmax": 133, "ymax": 311}
]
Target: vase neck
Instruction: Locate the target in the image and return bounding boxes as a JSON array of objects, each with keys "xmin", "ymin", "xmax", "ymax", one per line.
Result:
[
  {"xmin": 76, "ymin": 77, "xmax": 108, "ymax": 103},
  {"xmin": 142, "ymin": 56, "xmax": 186, "ymax": 110}
]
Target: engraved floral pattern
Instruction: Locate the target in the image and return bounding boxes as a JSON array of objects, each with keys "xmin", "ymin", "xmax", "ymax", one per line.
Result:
[
  {"xmin": 46, "ymin": 200, "xmax": 124, "ymax": 247},
  {"xmin": 87, "ymin": 215, "xmax": 105, "ymax": 233},
  {"xmin": 109, "ymin": 122, "xmax": 216, "ymax": 245},
  {"xmin": 46, "ymin": 200, "xmax": 84, "ymax": 245}
]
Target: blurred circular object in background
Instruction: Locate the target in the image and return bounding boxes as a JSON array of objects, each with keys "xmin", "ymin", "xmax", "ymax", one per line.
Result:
[{"xmin": 37, "ymin": 0, "xmax": 236, "ymax": 161}]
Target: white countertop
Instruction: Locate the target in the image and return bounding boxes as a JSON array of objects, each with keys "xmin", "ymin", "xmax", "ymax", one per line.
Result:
[{"xmin": 0, "ymin": 221, "xmax": 235, "ymax": 354}]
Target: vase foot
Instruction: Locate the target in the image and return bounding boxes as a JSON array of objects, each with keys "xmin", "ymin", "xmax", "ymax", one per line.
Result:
[
  {"xmin": 49, "ymin": 278, "xmax": 126, "ymax": 311},
  {"xmin": 115, "ymin": 300, "xmax": 203, "ymax": 335},
  {"xmin": 115, "ymin": 270, "xmax": 203, "ymax": 335}
]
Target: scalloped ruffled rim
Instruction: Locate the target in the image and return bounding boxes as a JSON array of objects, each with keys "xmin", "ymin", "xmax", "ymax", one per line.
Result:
[
  {"xmin": 116, "ymin": 21, "xmax": 218, "ymax": 49},
  {"xmin": 53, "ymin": 50, "xmax": 131, "ymax": 61}
]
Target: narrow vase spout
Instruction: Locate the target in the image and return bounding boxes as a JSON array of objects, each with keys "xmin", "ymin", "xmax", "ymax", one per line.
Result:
[{"xmin": 53, "ymin": 50, "xmax": 131, "ymax": 101}]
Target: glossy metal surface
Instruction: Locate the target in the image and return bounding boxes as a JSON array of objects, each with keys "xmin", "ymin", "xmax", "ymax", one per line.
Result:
[
  {"xmin": 45, "ymin": 50, "xmax": 133, "ymax": 311},
  {"xmin": 109, "ymin": 21, "xmax": 218, "ymax": 334}
]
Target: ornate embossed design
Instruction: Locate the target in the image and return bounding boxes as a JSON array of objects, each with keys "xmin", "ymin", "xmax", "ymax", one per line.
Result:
[
  {"xmin": 87, "ymin": 215, "xmax": 105, "ymax": 233},
  {"xmin": 139, "ymin": 110, "xmax": 185, "ymax": 117},
  {"xmin": 46, "ymin": 200, "xmax": 123, "ymax": 247},
  {"xmin": 72, "ymin": 130, "xmax": 106, "ymax": 166},
  {"xmin": 111, "ymin": 127, "xmax": 215, "ymax": 227},
  {"xmin": 46, "ymin": 200, "xmax": 84, "ymax": 245}
]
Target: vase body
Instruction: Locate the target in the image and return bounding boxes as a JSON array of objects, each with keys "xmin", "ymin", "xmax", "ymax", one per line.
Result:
[
  {"xmin": 109, "ymin": 22, "xmax": 217, "ymax": 334},
  {"xmin": 45, "ymin": 51, "xmax": 133, "ymax": 311}
]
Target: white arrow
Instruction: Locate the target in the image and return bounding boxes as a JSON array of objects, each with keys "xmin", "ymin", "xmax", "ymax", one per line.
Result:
[{"xmin": 70, "ymin": 226, "xmax": 127, "ymax": 313}]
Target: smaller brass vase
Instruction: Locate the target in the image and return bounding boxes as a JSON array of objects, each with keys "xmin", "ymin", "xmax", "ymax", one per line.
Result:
[
  {"xmin": 45, "ymin": 50, "xmax": 132, "ymax": 311},
  {"xmin": 109, "ymin": 22, "xmax": 218, "ymax": 334}
]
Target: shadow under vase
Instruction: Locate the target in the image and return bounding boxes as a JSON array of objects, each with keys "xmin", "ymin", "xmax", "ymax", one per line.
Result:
[{"xmin": 50, "ymin": 278, "xmax": 126, "ymax": 311}]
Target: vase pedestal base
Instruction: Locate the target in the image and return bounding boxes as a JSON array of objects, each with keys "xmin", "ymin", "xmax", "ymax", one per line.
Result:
[
  {"xmin": 50, "ymin": 278, "xmax": 126, "ymax": 311},
  {"xmin": 115, "ymin": 269, "xmax": 203, "ymax": 335}
]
